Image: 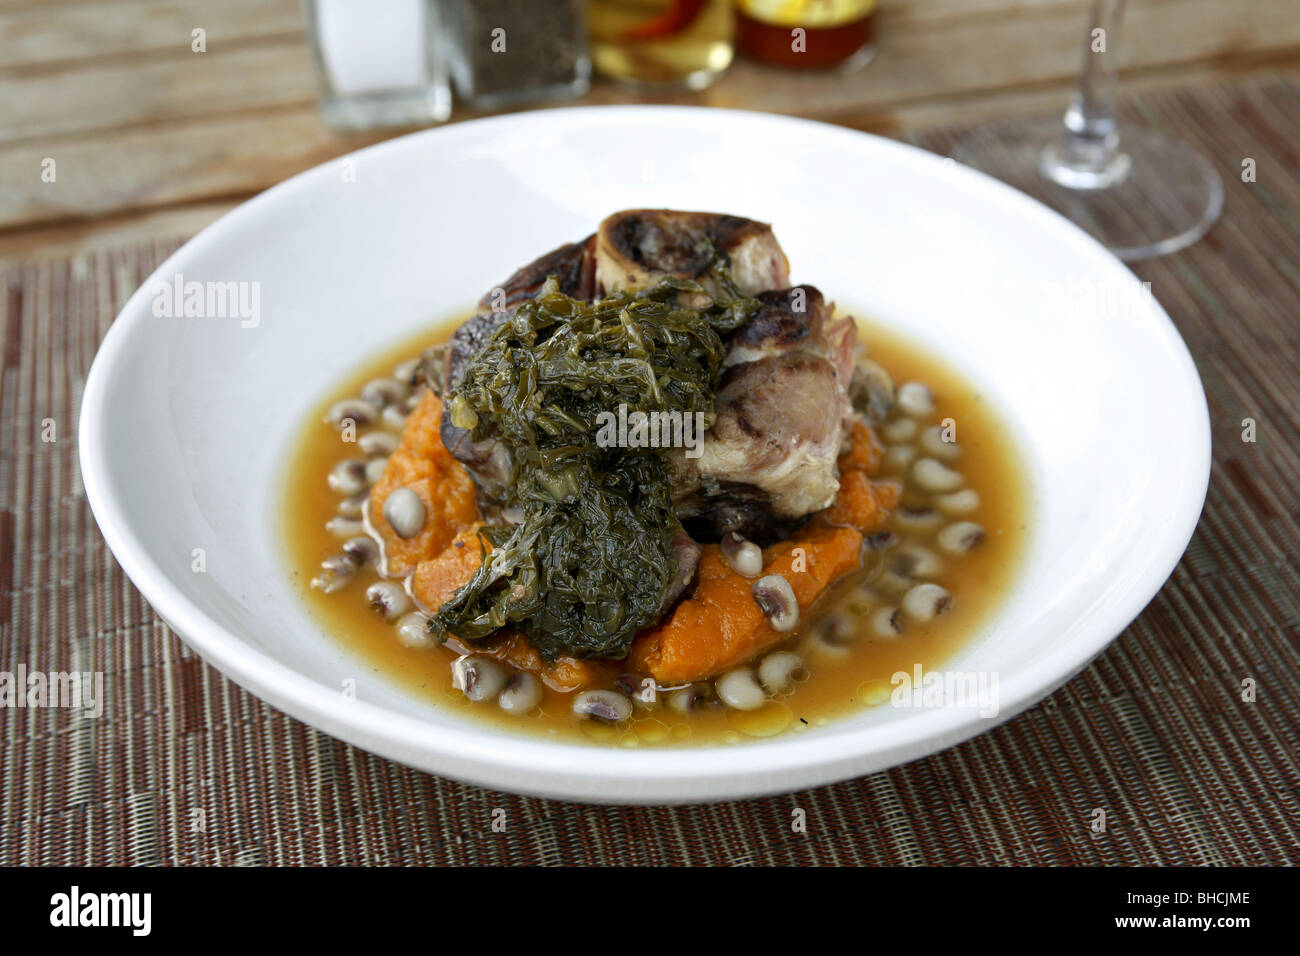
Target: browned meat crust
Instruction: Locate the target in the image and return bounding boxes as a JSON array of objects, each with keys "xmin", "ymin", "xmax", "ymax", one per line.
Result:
[
  {"xmin": 479, "ymin": 235, "xmax": 597, "ymax": 311},
  {"xmin": 595, "ymin": 209, "xmax": 790, "ymax": 299}
]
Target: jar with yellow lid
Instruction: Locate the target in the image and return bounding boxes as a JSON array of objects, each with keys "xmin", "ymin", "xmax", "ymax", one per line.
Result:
[{"xmin": 734, "ymin": 0, "xmax": 878, "ymax": 70}]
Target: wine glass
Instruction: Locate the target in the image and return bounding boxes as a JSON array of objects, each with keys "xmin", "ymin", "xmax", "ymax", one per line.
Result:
[{"xmin": 950, "ymin": 0, "xmax": 1223, "ymax": 261}]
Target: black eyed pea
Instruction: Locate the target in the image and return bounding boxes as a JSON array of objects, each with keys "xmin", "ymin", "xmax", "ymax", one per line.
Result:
[
  {"xmin": 715, "ymin": 667, "xmax": 767, "ymax": 711},
  {"xmin": 337, "ymin": 490, "xmax": 369, "ymax": 519},
  {"xmin": 896, "ymin": 382, "xmax": 935, "ymax": 418},
  {"xmin": 392, "ymin": 357, "xmax": 422, "ymax": 384},
  {"xmin": 667, "ymin": 683, "xmax": 715, "ymax": 715},
  {"xmin": 630, "ymin": 677, "xmax": 659, "ymax": 709},
  {"xmin": 894, "ymin": 507, "xmax": 943, "ymax": 532},
  {"xmin": 366, "ymin": 580, "xmax": 410, "ymax": 620},
  {"xmin": 396, "ymin": 612, "xmax": 435, "ymax": 648},
  {"xmin": 341, "ymin": 535, "xmax": 379, "ymax": 566},
  {"xmin": 498, "ymin": 672, "xmax": 543, "ymax": 715},
  {"xmin": 912, "ymin": 457, "xmax": 964, "ymax": 493},
  {"xmin": 361, "ymin": 377, "xmax": 409, "ymax": 408},
  {"xmin": 721, "ymin": 532, "xmax": 763, "ymax": 578},
  {"xmin": 892, "ymin": 544, "xmax": 943, "ymax": 579},
  {"xmin": 882, "ymin": 417, "xmax": 918, "ymax": 443},
  {"xmin": 381, "ymin": 404, "xmax": 409, "ymax": 431},
  {"xmin": 358, "ymin": 431, "xmax": 399, "ymax": 456},
  {"xmin": 752, "ymin": 574, "xmax": 799, "ymax": 632},
  {"xmin": 920, "ymin": 425, "xmax": 961, "ymax": 460},
  {"xmin": 872, "ymin": 606, "xmax": 903, "ymax": 638},
  {"xmin": 935, "ymin": 488, "xmax": 980, "ymax": 515},
  {"xmin": 937, "ymin": 521, "xmax": 987, "ymax": 554},
  {"xmin": 572, "ymin": 689, "xmax": 632, "ymax": 723},
  {"xmin": 325, "ymin": 516, "xmax": 364, "ymax": 538},
  {"xmin": 883, "ymin": 445, "xmax": 917, "ymax": 472},
  {"xmin": 383, "ymin": 487, "xmax": 426, "ymax": 539},
  {"xmin": 326, "ymin": 398, "xmax": 379, "ymax": 429},
  {"xmin": 758, "ymin": 651, "xmax": 805, "ymax": 695},
  {"xmin": 799, "ymin": 628, "xmax": 851, "ymax": 661},
  {"xmin": 310, "ymin": 553, "xmax": 358, "ymax": 594},
  {"xmin": 820, "ymin": 610, "xmax": 857, "ymax": 643},
  {"xmin": 451, "ymin": 655, "xmax": 507, "ymax": 702},
  {"xmin": 872, "ymin": 569, "xmax": 914, "ymax": 597},
  {"xmin": 364, "ymin": 457, "xmax": 389, "ymax": 485},
  {"xmin": 902, "ymin": 582, "xmax": 952, "ymax": 622},
  {"xmin": 328, "ymin": 459, "xmax": 369, "ymax": 496}
]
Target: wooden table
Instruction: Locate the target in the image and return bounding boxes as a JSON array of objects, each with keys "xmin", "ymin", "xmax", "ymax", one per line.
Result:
[{"xmin": 1, "ymin": 0, "xmax": 1298, "ymax": 261}]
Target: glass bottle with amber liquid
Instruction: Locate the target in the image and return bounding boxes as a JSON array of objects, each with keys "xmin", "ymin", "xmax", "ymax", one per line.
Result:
[
  {"xmin": 734, "ymin": 0, "xmax": 878, "ymax": 70},
  {"xmin": 587, "ymin": 0, "xmax": 735, "ymax": 89}
]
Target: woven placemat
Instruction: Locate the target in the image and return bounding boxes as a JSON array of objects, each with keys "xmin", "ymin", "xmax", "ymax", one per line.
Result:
[{"xmin": 2, "ymin": 74, "xmax": 1297, "ymax": 866}]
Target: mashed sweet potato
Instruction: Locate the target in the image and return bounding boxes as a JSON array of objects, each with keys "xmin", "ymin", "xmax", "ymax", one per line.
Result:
[
  {"xmin": 369, "ymin": 391, "xmax": 479, "ymax": 577},
  {"xmin": 376, "ymin": 387, "xmax": 898, "ymax": 689},
  {"xmin": 627, "ymin": 526, "xmax": 863, "ymax": 682}
]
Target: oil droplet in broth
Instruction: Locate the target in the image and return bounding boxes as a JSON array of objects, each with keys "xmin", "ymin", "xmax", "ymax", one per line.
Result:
[
  {"xmin": 580, "ymin": 720, "xmax": 619, "ymax": 742},
  {"xmin": 857, "ymin": 680, "xmax": 892, "ymax": 707},
  {"xmin": 633, "ymin": 719, "xmax": 670, "ymax": 744},
  {"xmin": 727, "ymin": 701, "xmax": 794, "ymax": 738}
]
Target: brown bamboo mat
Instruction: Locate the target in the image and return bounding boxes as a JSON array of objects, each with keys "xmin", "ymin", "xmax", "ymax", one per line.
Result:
[{"xmin": 2, "ymin": 73, "xmax": 1298, "ymax": 867}]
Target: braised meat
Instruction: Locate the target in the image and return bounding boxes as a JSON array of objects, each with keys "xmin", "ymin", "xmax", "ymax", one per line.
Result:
[
  {"xmin": 595, "ymin": 209, "xmax": 790, "ymax": 302},
  {"xmin": 431, "ymin": 211, "xmax": 857, "ymax": 545},
  {"xmin": 673, "ymin": 286, "xmax": 856, "ymax": 542}
]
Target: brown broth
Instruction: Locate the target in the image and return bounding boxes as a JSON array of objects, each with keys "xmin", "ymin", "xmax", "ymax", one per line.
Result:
[{"xmin": 281, "ymin": 312, "xmax": 1030, "ymax": 747}]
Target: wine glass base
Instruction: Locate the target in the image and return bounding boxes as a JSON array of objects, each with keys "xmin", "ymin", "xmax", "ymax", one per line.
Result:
[{"xmin": 952, "ymin": 117, "xmax": 1224, "ymax": 261}]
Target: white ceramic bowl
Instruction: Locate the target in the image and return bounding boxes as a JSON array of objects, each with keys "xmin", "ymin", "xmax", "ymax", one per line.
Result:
[{"xmin": 79, "ymin": 107, "xmax": 1209, "ymax": 804}]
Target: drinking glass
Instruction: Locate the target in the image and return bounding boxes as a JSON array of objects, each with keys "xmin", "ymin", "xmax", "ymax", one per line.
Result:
[{"xmin": 951, "ymin": 0, "xmax": 1223, "ymax": 261}]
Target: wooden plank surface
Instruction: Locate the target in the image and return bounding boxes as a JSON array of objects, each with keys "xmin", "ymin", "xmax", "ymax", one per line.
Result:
[
  {"xmin": 7, "ymin": 0, "xmax": 1298, "ymax": 146},
  {"xmin": 0, "ymin": 0, "xmax": 302, "ymax": 67},
  {"xmin": 0, "ymin": 0, "xmax": 1297, "ymax": 259}
]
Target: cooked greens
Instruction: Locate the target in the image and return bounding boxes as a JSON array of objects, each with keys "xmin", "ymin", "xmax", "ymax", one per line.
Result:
[{"xmin": 429, "ymin": 277, "xmax": 755, "ymax": 660}]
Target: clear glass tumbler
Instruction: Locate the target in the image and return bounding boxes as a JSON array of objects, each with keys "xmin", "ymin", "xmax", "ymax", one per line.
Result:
[{"xmin": 305, "ymin": 0, "xmax": 452, "ymax": 131}]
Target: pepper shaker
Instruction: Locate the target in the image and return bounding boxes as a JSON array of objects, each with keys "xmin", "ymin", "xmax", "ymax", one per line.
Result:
[{"xmin": 441, "ymin": 0, "xmax": 590, "ymax": 110}]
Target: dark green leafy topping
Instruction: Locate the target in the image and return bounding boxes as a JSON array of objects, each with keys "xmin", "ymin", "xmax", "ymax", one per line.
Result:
[{"xmin": 430, "ymin": 276, "xmax": 757, "ymax": 661}]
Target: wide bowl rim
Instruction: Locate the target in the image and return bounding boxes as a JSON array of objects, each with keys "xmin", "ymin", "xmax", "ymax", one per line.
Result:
[{"xmin": 78, "ymin": 104, "xmax": 1211, "ymax": 804}]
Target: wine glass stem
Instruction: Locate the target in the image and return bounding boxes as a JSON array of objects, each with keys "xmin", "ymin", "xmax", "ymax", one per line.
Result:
[{"xmin": 1045, "ymin": 0, "xmax": 1129, "ymax": 187}]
